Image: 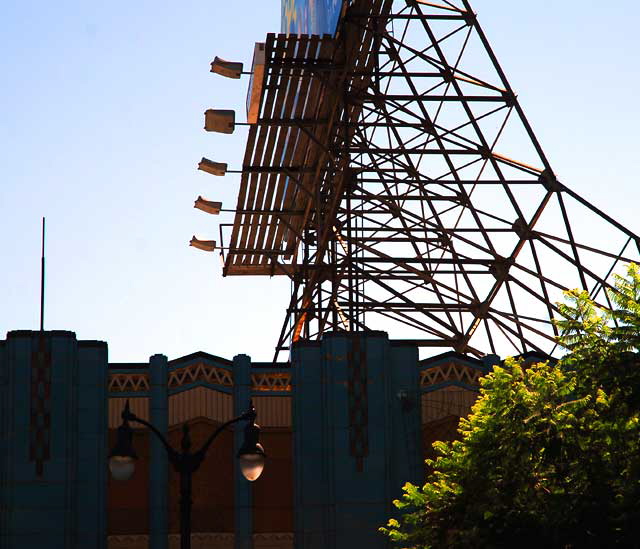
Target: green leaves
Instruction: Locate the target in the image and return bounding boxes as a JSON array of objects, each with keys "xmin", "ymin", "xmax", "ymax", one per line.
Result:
[
  {"xmin": 381, "ymin": 264, "xmax": 640, "ymax": 548},
  {"xmin": 555, "ymin": 263, "xmax": 640, "ymax": 358}
]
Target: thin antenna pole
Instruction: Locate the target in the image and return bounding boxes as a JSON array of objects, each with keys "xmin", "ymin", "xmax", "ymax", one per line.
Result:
[{"xmin": 40, "ymin": 217, "xmax": 45, "ymax": 332}]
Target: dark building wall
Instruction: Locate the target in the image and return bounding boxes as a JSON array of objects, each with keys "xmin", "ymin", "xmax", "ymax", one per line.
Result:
[
  {"xmin": 107, "ymin": 429, "xmax": 150, "ymax": 535},
  {"xmin": 167, "ymin": 419, "xmax": 235, "ymax": 534},
  {"xmin": 1, "ymin": 329, "xmax": 498, "ymax": 549},
  {"xmin": 107, "ymin": 419, "xmax": 285, "ymax": 540},
  {"xmin": 106, "ymin": 353, "xmax": 295, "ymax": 549},
  {"xmin": 0, "ymin": 331, "xmax": 108, "ymax": 549},
  {"xmin": 252, "ymin": 428, "xmax": 294, "ymax": 533},
  {"xmin": 291, "ymin": 332, "xmax": 423, "ymax": 549}
]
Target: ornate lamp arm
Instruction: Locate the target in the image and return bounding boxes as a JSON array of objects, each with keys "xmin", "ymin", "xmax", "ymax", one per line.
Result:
[
  {"xmin": 124, "ymin": 408, "xmax": 179, "ymax": 462},
  {"xmin": 195, "ymin": 405, "xmax": 256, "ymax": 460}
]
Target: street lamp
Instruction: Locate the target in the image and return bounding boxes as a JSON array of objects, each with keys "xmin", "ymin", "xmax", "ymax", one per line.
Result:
[
  {"xmin": 109, "ymin": 400, "xmax": 265, "ymax": 549},
  {"xmin": 108, "ymin": 417, "xmax": 137, "ymax": 481},
  {"xmin": 237, "ymin": 417, "xmax": 266, "ymax": 481}
]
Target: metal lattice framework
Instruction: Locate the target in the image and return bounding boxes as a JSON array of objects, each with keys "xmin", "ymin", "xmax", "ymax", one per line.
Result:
[{"xmin": 219, "ymin": 0, "xmax": 639, "ymax": 361}]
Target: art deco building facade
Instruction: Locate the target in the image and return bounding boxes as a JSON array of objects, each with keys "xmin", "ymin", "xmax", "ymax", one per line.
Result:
[{"xmin": 0, "ymin": 329, "xmax": 512, "ymax": 549}]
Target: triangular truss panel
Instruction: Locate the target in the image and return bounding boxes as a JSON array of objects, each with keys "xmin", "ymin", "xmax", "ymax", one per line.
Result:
[{"xmin": 221, "ymin": 0, "xmax": 639, "ymax": 361}]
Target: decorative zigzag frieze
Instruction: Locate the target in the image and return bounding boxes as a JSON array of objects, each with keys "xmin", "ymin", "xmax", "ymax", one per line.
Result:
[
  {"xmin": 108, "ymin": 373, "xmax": 150, "ymax": 393},
  {"xmin": 107, "ymin": 532, "xmax": 292, "ymax": 549},
  {"xmin": 420, "ymin": 361, "xmax": 484, "ymax": 388},
  {"xmin": 107, "ymin": 534, "xmax": 148, "ymax": 549},
  {"xmin": 251, "ymin": 372, "xmax": 291, "ymax": 392},
  {"xmin": 108, "ymin": 362, "xmax": 293, "ymax": 395},
  {"xmin": 254, "ymin": 532, "xmax": 294, "ymax": 548},
  {"xmin": 168, "ymin": 533, "xmax": 234, "ymax": 549},
  {"xmin": 168, "ymin": 361, "xmax": 233, "ymax": 389}
]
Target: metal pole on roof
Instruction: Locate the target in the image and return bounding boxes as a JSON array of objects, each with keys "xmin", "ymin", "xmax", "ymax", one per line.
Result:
[{"xmin": 40, "ymin": 216, "xmax": 45, "ymax": 332}]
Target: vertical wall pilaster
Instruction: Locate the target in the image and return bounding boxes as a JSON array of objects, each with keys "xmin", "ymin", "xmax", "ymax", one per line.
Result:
[
  {"xmin": 49, "ymin": 333, "xmax": 79, "ymax": 549},
  {"xmin": 4, "ymin": 333, "xmax": 32, "ymax": 549},
  {"xmin": 292, "ymin": 341, "xmax": 329, "ymax": 549},
  {"xmin": 292, "ymin": 332, "xmax": 421, "ymax": 549},
  {"xmin": 387, "ymin": 342, "xmax": 422, "ymax": 506},
  {"xmin": 76, "ymin": 341, "xmax": 108, "ymax": 549},
  {"xmin": 233, "ymin": 354, "xmax": 253, "ymax": 549},
  {"xmin": 0, "ymin": 340, "xmax": 10, "ymax": 549},
  {"xmin": 1, "ymin": 331, "xmax": 109, "ymax": 549},
  {"xmin": 149, "ymin": 354, "xmax": 169, "ymax": 549}
]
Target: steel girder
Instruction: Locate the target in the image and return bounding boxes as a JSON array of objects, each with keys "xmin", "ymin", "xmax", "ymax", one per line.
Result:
[{"xmin": 264, "ymin": 0, "xmax": 639, "ymax": 361}]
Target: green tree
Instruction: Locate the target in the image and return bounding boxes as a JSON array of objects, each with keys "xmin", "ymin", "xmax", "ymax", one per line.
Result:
[{"xmin": 381, "ymin": 264, "xmax": 640, "ymax": 548}]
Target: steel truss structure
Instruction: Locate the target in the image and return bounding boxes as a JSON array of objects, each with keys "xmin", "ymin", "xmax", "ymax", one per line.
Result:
[{"xmin": 219, "ymin": 0, "xmax": 639, "ymax": 361}]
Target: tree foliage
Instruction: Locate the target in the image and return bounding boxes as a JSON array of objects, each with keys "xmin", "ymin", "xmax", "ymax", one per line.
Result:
[{"xmin": 381, "ymin": 264, "xmax": 640, "ymax": 548}]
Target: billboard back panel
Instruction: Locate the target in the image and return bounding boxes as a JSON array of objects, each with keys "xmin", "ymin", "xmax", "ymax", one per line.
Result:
[{"xmin": 282, "ymin": 0, "xmax": 343, "ymax": 36}]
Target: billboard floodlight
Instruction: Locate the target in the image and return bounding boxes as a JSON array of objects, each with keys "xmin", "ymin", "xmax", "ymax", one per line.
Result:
[
  {"xmin": 198, "ymin": 157, "xmax": 227, "ymax": 176},
  {"xmin": 210, "ymin": 57, "xmax": 243, "ymax": 79},
  {"xmin": 204, "ymin": 109, "xmax": 235, "ymax": 134},
  {"xmin": 189, "ymin": 236, "xmax": 216, "ymax": 252},
  {"xmin": 194, "ymin": 196, "xmax": 222, "ymax": 215}
]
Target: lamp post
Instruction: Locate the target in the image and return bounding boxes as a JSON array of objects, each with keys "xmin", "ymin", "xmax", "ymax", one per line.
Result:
[{"xmin": 109, "ymin": 400, "xmax": 266, "ymax": 549}]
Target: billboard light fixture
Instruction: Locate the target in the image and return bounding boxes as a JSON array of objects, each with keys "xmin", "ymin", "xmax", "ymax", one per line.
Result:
[
  {"xmin": 198, "ymin": 157, "xmax": 228, "ymax": 176},
  {"xmin": 194, "ymin": 196, "xmax": 222, "ymax": 215},
  {"xmin": 210, "ymin": 56, "xmax": 244, "ymax": 79},
  {"xmin": 190, "ymin": 236, "xmax": 216, "ymax": 252},
  {"xmin": 204, "ymin": 109, "xmax": 235, "ymax": 134}
]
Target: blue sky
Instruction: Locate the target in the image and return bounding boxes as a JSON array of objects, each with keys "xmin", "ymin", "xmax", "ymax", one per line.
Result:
[{"xmin": 1, "ymin": 1, "xmax": 639, "ymax": 362}]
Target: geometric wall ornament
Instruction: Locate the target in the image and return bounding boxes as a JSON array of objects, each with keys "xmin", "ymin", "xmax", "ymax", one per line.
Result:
[
  {"xmin": 29, "ymin": 336, "xmax": 51, "ymax": 477},
  {"xmin": 108, "ymin": 362, "xmax": 294, "ymax": 394},
  {"xmin": 107, "ymin": 532, "xmax": 293, "ymax": 549},
  {"xmin": 168, "ymin": 361, "xmax": 233, "ymax": 389},
  {"xmin": 347, "ymin": 336, "xmax": 369, "ymax": 472}
]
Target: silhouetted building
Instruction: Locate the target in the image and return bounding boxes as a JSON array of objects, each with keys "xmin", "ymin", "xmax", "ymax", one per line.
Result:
[
  {"xmin": 0, "ymin": 330, "xmax": 108, "ymax": 548},
  {"xmin": 0, "ymin": 329, "xmax": 546, "ymax": 549}
]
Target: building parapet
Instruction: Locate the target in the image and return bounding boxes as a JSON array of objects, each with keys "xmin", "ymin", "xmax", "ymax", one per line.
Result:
[{"xmin": 108, "ymin": 354, "xmax": 292, "ymax": 397}]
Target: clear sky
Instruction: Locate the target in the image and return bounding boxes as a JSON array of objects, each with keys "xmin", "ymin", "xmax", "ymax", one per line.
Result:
[{"xmin": 1, "ymin": 1, "xmax": 639, "ymax": 363}]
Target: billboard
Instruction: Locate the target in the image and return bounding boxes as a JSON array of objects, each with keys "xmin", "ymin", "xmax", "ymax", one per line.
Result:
[{"xmin": 282, "ymin": 0, "xmax": 344, "ymax": 36}]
